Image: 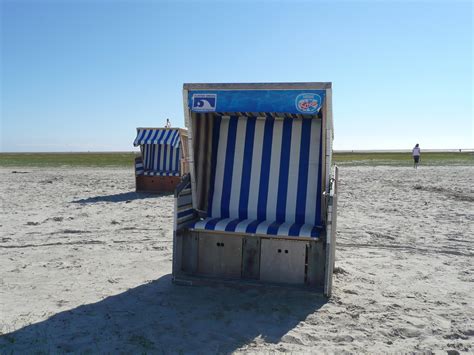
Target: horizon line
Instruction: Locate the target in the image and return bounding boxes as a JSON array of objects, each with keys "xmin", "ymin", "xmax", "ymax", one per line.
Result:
[{"xmin": 0, "ymin": 149, "xmax": 473, "ymax": 154}]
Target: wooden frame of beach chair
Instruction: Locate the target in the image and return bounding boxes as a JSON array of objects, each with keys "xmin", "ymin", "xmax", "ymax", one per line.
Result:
[
  {"xmin": 173, "ymin": 83, "xmax": 338, "ymax": 296},
  {"xmin": 134, "ymin": 127, "xmax": 189, "ymax": 193}
]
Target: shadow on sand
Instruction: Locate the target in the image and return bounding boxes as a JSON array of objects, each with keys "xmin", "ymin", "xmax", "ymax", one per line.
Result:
[
  {"xmin": 71, "ymin": 191, "xmax": 170, "ymax": 204},
  {"xmin": 0, "ymin": 274, "xmax": 327, "ymax": 353}
]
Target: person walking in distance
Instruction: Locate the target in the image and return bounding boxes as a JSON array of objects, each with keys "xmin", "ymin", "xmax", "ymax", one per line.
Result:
[{"xmin": 412, "ymin": 143, "xmax": 421, "ymax": 169}]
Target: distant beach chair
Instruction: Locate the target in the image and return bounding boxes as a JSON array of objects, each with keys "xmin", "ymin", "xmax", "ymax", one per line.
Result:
[
  {"xmin": 173, "ymin": 83, "xmax": 338, "ymax": 296},
  {"xmin": 133, "ymin": 127, "xmax": 189, "ymax": 192}
]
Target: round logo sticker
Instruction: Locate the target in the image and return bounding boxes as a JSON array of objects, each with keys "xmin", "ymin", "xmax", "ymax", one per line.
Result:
[{"xmin": 295, "ymin": 93, "xmax": 321, "ymax": 114}]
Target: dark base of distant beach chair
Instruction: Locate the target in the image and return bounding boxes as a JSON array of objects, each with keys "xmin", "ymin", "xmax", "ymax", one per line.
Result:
[{"xmin": 136, "ymin": 175, "xmax": 181, "ymax": 193}]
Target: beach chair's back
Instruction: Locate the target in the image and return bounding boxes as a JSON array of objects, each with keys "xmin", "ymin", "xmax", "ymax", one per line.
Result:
[
  {"xmin": 207, "ymin": 115, "xmax": 323, "ymax": 227},
  {"xmin": 141, "ymin": 144, "xmax": 181, "ymax": 174}
]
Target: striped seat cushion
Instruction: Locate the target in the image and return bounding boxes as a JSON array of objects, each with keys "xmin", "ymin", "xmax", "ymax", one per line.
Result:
[
  {"xmin": 197, "ymin": 115, "xmax": 323, "ymax": 238},
  {"xmin": 143, "ymin": 171, "xmax": 180, "ymax": 177},
  {"xmin": 191, "ymin": 217, "xmax": 322, "ymax": 238}
]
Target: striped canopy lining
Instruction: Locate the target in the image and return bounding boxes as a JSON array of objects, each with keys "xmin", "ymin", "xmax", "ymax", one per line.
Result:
[
  {"xmin": 215, "ymin": 112, "xmax": 322, "ymax": 119},
  {"xmin": 134, "ymin": 128, "xmax": 181, "ymax": 148},
  {"xmin": 141, "ymin": 144, "xmax": 181, "ymax": 174},
  {"xmin": 191, "ymin": 114, "xmax": 323, "ymax": 238}
]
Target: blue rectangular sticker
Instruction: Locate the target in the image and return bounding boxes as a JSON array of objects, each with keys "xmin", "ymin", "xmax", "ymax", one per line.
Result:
[
  {"xmin": 188, "ymin": 90, "xmax": 325, "ymax": 114},
  {"xmin": 192, "ymin": 94, "xmax": 217, "ymax": 112}
]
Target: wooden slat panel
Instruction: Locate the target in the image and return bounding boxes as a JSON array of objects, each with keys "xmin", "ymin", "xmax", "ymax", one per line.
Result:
[
  {"xmin": 242, "ymin": 237, "xmax": 261, "ymax": 280},
  {"xmin": 260, "ymin": 239, "xmax": 307, "ymax": 285}
]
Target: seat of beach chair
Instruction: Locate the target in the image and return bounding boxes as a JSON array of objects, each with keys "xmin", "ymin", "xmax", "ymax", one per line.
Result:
[
  {"xmin": 143, "ymin": 170, "xmax": 180, "ymax": 177},
  {"xmin": 191, "ymin": 217, "xmax": 322, "ymax": 238},
  {"xmin": 190, "ymin": 115, "xmax": 324, "ymax": 239}
]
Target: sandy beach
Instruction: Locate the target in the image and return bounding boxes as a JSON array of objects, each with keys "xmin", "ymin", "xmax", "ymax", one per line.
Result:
[{"xmin": 1, "ymin": 165, "xmax": 473, "ymax": 353}]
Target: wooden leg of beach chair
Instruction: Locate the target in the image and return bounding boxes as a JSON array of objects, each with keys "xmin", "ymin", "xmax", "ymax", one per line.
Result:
[
  {"xmin": 306, "ymin": 240, "xmax": 326, "ymax": 288},
  {"xmin": 242, "ymin": 236, "xmax": 261, "ymax": 280},
  {"xmin": 180, "ymin": 232, "xmax": 199, "ymax": 275}
]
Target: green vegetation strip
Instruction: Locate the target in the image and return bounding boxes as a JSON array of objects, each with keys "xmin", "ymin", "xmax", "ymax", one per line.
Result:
[
  {"xmin": 0, "ymin": 151, "xmax": 472, "ymax": 167},
  {"xmin": 333, "ymin": 152, "xmax": 473, "ymax": 166},
  {"xmin": 0, "ymin": 153, "xmax": 138, "ymax": 167}
]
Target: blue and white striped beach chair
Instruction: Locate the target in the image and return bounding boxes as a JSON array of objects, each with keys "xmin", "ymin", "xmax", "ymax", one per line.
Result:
[
  {"xmin": 173, "ymin": 83, "xmax": 338, "ymax": 296},
  {"xmin": 133, "ymin": 127, "xmax": 189, "ymax": 192}
]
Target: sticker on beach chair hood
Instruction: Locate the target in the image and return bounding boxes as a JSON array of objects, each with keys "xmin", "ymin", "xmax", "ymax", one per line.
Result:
[
  {"xmin": 295, "ymin": 93, "xmax": 322, "ymax": 114},
  {"xmin": 192, "ymin": 94, "xmax": 217, "ymax": 112}
]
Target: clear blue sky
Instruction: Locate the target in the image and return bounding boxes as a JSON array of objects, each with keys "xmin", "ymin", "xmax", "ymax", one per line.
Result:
[{"xmin": 1, "ymin": 0, "xmax": 472, "ymax": 152}]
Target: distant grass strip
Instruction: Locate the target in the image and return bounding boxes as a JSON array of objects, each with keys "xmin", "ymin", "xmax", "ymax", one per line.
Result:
[
  {"xmin": 0, "ymin": 151, "xmax": 472, "ymax": 168},
  {"xmin": 0, "ymin": 152, "xmax": 138, "ymax": 167},
  {"xmin": 333, "ymin": 152, "xmax": 474, "ymax": 166}
]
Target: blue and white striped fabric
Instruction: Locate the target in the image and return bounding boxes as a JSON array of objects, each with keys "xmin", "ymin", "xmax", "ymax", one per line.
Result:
[
  {"xmin": 175, "ymin": 179, "xmax": 195, "ymax": 230},
  {"xmin": 144, "ymin": 170, "xmax": 180, "ymax": 177},
  {"xmin": 141, "ymin": 144, "xmax": 181, "ymax": 175},
  {"xmin": 191, "ymin": 115, "xmax": 323, "ymax": 238},
  {"xmin": 135, "ymin": 158, "xmax": 144, "ymax": 176},
  {"xmin": 134, "ymin": 128, "xmax": 181, "ymax": 148}
]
